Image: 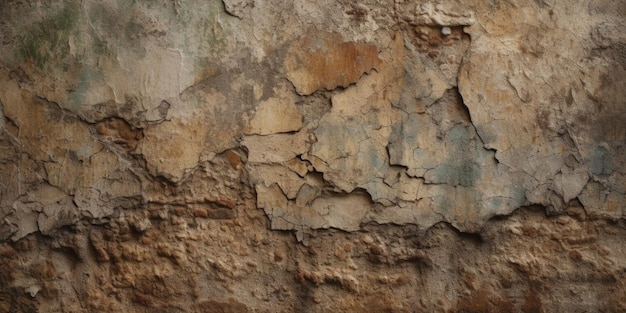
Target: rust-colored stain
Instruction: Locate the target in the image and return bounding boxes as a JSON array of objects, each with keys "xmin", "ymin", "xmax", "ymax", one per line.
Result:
[
  {"xmin": 95, "ymin": 117, "xmax": 144, "ymax": 150},
  {"xmin": 285, "ymin": 32, "xmax": 382, "ymax": 95},
  {"xmin": 224, "ymin": 149, "xmax": 243, "ymax": 170}
]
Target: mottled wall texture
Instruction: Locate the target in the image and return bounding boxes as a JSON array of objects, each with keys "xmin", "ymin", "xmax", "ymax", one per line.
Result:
[{"xmin": 0, "ymin": 0, "xmax": 625, "ymax": 312}]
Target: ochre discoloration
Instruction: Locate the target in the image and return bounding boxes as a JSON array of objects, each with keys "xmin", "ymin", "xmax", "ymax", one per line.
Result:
[
  {"xmin": 95, "ymin": 118, "xmax": 144, "ymax": 150},
  {"xmin": 285, "ymin": 32, "xmax": 382, "ymax": 95}
]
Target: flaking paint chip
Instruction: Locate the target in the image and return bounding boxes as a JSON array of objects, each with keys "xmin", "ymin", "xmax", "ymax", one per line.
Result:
[{"xmin": 284, "ymin": 32, "xmax": 382, "ymax": 95}]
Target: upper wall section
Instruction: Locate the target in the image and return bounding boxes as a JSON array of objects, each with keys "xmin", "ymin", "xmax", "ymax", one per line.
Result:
[{"xmin": 0, "ymin": 0, "xmax": 624, "ymax": 242}]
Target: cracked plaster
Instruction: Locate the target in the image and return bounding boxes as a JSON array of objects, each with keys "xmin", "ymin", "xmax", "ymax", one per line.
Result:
[
  {"xmin": 0, "ymin": 0, "xmax": 624, "ymax": 310},
  {"xmin": 1, "ymin": 0, "xmax": 621, "ymax": 241}
]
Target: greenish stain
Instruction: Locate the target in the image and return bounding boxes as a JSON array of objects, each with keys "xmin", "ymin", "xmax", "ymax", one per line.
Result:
[
  {"xmin": 475, "ymin": 125, "xmax": 496, "ymax": 147},
  {"xmin": 68, "ymin": 65, "xmax": 103, "ymax": 111},
  {"xmin": 412, "ymin": 148, "xmax": 429, "ymax": 163},
  {"xmin": 433, "ymin": 161, "xmax": 481, "ymax": 187},
  {"xmin": 486, "ymin": 197, "xmax": 504, "ymax": 211},
  {"xmin": 90, "ymin": 31, "xmax": 113, "ymax": 59},
  {"xmin": 429, "ymin": 125, "xmax": 483, "ymax": 187},
  {"xmin": 172, "ymin": 0, "xmax": 233, "ymax": 62},
  {"xmin": 84, "ymin": 3, "xmax": 129, "ymax": 58},
  {"xmin": 123, "ymin": 20, "xmax": 148, "ymax": 57},
  {"xmin": 199, "ymin": 1, "xmax": 230, "ymax": 55},
  {"xmin": 131, "ymin": 0, "xmax": 234, "ymax": 80},
  {"xmin": 359, "ymin": 142, "xmax": 386, "ymax": 174},
  {"xmin": 434, "ymin": 193, "xmax": 452, "ymax": 216},
  {"xmin": 511, "ymin": 186, "xmax": 527, "ymax": 208},
  {"xmin": 590, "ymin": 146, "xmax": 615, "ymax": 176},
  {"xmin": 19, "ymin": 3, "xmax": 80, "ymax": 68}
]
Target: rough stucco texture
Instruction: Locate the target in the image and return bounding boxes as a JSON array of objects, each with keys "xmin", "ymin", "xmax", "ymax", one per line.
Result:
[{"xmin": 0, "ymin": 0, "xmax": 625, "ymax": 312}]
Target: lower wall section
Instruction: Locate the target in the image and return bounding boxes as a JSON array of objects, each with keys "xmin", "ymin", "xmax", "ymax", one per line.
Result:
[{"xmin": 1, "ymin": 205, "xmax": 624, "ymax": 313}]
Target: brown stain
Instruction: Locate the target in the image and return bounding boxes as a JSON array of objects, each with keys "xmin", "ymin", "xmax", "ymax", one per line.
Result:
[
  {"xmin": 40, "ymin": 281, "xmax": 58, "ymax": 299},
  {"xmin": 195, "ymin": 299, "xmax": 250, "ymax": 313},
  {"xmin": 273, "ymin": 251, "xmax": 284, "ymax": 262},
  {"xmin": 139, "ymin": 228, "xmax": 160, "ymax": 245},
  {"xmin": 593, "ymin": 114, "xmax": 626, "ymax": 143},
  {"xmin": 95, "ymin": 117, "xmax": 144, "ymax": 150},
  {"xmin": 30, "ymin": 262, "xmax": 56, "ymax": 280},
  {"xmin": 286, "ymin": 32, "xmax": 381, "ymax": 95},
  {"xmin": 0, "ymin": 256, "xmax": 17, "ymax": 283},
  {"xmin": 173, "ymin": 206, "xmax": 186, "ymax": 216},
  {"xmin": 518, "ymin": 26, "xmax": 546, "ymax": 57},
  {"xmin": 0, "ymin": 288, "xmax": 38, "ymax": 313},
  {"xmin": 0, "ymin": 243, "xmax": 17, "ymax": 259},
  {"xmin": 203, "ymin": 207, "xmax": 234, "ymax": 219},
  {"xmin": 453, "ymin": 288, "xmax": 515, "ymax": 313},
  {"xmin": 339, "ymin": 293, "xmax": 411, "ymax": 313},
  {"xmin": 193, "ymin": 208, "xmax": 209, "ymax": 218},
  {"xmin": 132, "ymin": 292, "xmax": 153, "ymax": 307},
  {"xmin": 214, "ymin": 198, "xmax": 236, "ymax": 210},
  {"xmin": 568, "ymin": 250, "xmax": 583, "ymax": 261},
  {"xmin": 224, "ymin": 149, "xmax": 243, "ymax": 169},
  {"xmin": 521, "ymin": 288, "xmax": 544, "ymax": 313}
]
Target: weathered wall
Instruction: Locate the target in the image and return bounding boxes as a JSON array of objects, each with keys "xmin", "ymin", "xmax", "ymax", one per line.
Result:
[{"xmin": 0, "ymin": 0, "xmax": 624, "ymax": 312}]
